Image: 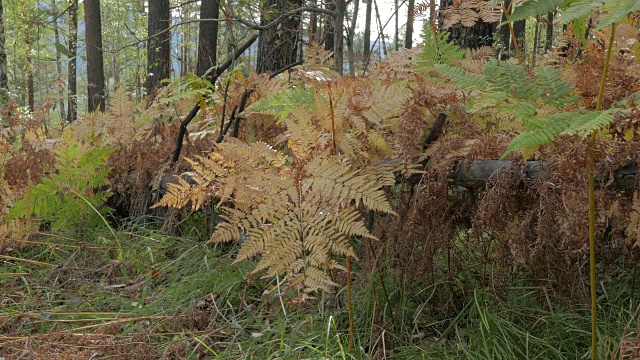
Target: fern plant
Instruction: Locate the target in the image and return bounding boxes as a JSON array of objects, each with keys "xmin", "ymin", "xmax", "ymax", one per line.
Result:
[
  {"xmin": 153, "ymin": 77, "xmax": 414, "ymax": 294},
  {"xmin": 8, "ymin": 132, "xmax": 116, "ymax": 231}
]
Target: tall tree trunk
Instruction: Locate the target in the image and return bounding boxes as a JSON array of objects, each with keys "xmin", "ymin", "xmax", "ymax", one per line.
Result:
[
  {"xmin": 180, "ymin": 6, "xmax": 187, "ymax": 76},
  {"xmin": 324, "ymin": 3, "xmax": 335, "ymax": 52},
  {"xmin": 512, "ymin": 18, "xmax": 525, "ymax": 55},
  {"xmin": 85, "ymin": 0, "xmax": 106, "ymax": 112},
  {"xmin": 310, "ymin": 0, "xmax": 318, "ymax": 42},
  {"xmin": 196, "ymin": 0, "xmax": 219, "ymax": 77},
  {"xmin": 347, "ymin": 0, "xmax": 359, "ymax": 76},
  {"xmin": 52, "ymin": 0, "xmax": 67, "ymax": 122},
  {"xmin": 545, "ymin": 11, "xmax": 553, "ymax": 51},
  {"xmin": 405, "ymin": 0, "xmax": 415, "ymax": 48},
  {"xmin": 374, "ymin": 0, "xmax": 386, "ymax": 56},
  {"xmin": 67, "ymin": 0, "xmax": 77, "ymax": 122},
  {"xmin": 0, "ymin": 0, "xmax": 8, "ymax": 106},
  {"xmin": 333, "ymin": 0, "xmax": 345, "ymax": 75},
  {"xmin": 146, "ymin": 0, "xmax": 171, "ymax": 94},
  {"xmin": 532, "ymin": 18, "xmax": 539, "ymax": 66},
  {"xmin": 364, "ymin": 0, "xmax": 372, "ymax": 59},
  {"xmin": 256, "ymin": 0, "xmax": 304, "ymax": 73},
  {"xmin": 394, "ymin": 0, "xmax": 399, "ymax": 50},
  {"xmin": 498, "ymin": 0, "xmax": 511, "ymax": 51},
  {"xmin": 25, "ymin": 33, "xmax": 34, "ymax": 112}
]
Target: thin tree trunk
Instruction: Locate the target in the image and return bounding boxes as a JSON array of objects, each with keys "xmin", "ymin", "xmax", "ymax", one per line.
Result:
[
  {"xmin": 25, "ymin": 33, "xmax": 34, "ymax": 111},
  {"xmin": 394, "ymin": 0, "xmax": 399, "ymax": 50},
  {"xmin": 405, "ymin": 0, "xmax": 415, "ymax": 48},
  {"xmin": 333, "ymin": 0, "xmax": 345, "ymax": 75},
  {"xmin": 324, "ymin": 3, "xmax": 335, "ymax": 52},
  {"xmin": 36, "ymin": 24, "xmax": 43, "ymax": 109},
  {"xmin": 113, "ymin": 52, "xmax": 118, "ymax": 90},
  {"xmin": 196, "ymin": 0, "xmax": 219, "ymax": 77},
  {"xmin": 52, "ymin": 0, "xmax": 67, "ymax": 121},
  {"xmin": 364, "ymin": 0, "xmax": 372, "ymax": 60},
  {"xmin": 310, "ymin": 0, "xmax": 318, "ymax": 42},
  {"xmin": 499, "ymin": 0, "xmax": 511, "ymax": 52},
  {"xmin": 0, "ymin": 0, "xmax": 8, "ymax": 106},
  {"xmin": 180, "ymin": 6, "xmax": 187, "ymax": 76},
  {"xmin": 513, "ymin": 19, "xmax": 525, "ymax": 56},
  {"xmin": 85, "ymin": 0, "xmax": 106, "ymax": 112},
  {"xmin": 146, "ymin": 0, "xmax": 171, "ymax": 94},
  {"xmin": 67, "ymin": 0, "xmax": 77, "ymax": 122},
  {"xmin": 374, "ymin": 0, "xmax": 387, "ymax": 56},
  {"xmin": 545, "ymin": 11, "xmax": 553, "ymax": 51},
  {"xmin": 532, "ymin": 18, "xmax": 539, "ymax": 66},
  {"xmin": 347, "ymin": 0, "xmax": 359, "ymax": 76}
]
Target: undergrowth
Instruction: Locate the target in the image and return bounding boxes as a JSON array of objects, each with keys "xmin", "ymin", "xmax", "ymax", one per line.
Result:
[{"xmin": 1, "ymin": 221, "xmax": 639, "ymax": 359}]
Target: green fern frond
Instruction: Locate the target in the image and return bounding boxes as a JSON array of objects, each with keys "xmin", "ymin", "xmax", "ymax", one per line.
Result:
[
  {"xmin": 249, "ymin": 87, "xmax": 316, "ymax": 122},
  {"xmin": 598, "ymin": 0, "xmax": 640, "ymax": 30},
  {"xmin": 559, "ymin": 0, "xmax": 601, "ymax": 24},
  {"xmin": 508, "ymin": 0, "xmax": 564, "ymax": 23},
  {"xmin": 560, "ymin": 0, "xmax": 640, "ymax": 30},
  {"xmin": 503, "ymin": 110, "xmax": 618, "ymax": 158},
  {"xmin": 561, "ymin": 109, "xmax": 617, "ymax": 136},
  {"xmin": 483, "ymin": 62, "xmax": 541, "ymax": 101},
  {"xmin": 416, "ymin": 28, "xmax": 465, "ymax": 71},
  {"xmin": 434, "ymin": 64, "xmax": 489, "ymax": 91},
  {"xmin": 8, "ymin": 135, "xmax": 116, "ymax": 230},
  {"xmin": 533, "ymin": 66, "xmax": 580, "ymax": 107}
]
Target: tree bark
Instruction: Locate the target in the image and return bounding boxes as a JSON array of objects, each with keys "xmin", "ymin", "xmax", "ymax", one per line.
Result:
[
  {"xmin": 85, "ymin": 0, "xmax": 106, "ymax": 112},
  {"xmin": 196, "ymin": 0, "xmax": 219, "ymax": 77},
  {"xmin": 256, "ymin": 0, "xmax": 304, "ymax": 73},
  {"xmin": 25, "ymin": 33, "xmax": 34, "ymax": 112},
  {"xmin": 347, "ymin": 0, "xmax": 359, "ymax": 76},
  {"xmin": 333, "ymin": 0, "xmax": 345, "ymax": 75},
  {"xmin": 364, "ymin": 0, "xmax": 372, "ymax": 59},
  {"xmin": 0, "ymin": 0, "xmax": 7, "ymax": 107},
  {"xmin": 545, "ymin": 11, "xmax": 553, "ymax": 51},
  {"xmin": 324, "ymin": 3, "xmax": 335, "ymax": 52},
  {"xmin": 374, "ymin": 0, "xmax": 387, "ymax": 56},
  {"xmin": 405, "ymin": 0, "xmax": 415, "ymax": 48},
  {"xmin": 498, "ymin": 0, "xmax": 511, "ymax": 52},
  {"xmin": 67, "ymin": 0, "xmax": 77, "ymax": 122},
  {"xmin": 51, "ymin": 0, "xmax": 67, "ymax": 122},
  {"xmin": 146, "ymin": 0, "xmax": 171, "ymax": 94},
  {"xmin": 450, "ymin": 161, "xmax": 637, "ymax": 190},
  {"xmin": 310, "ymin": 0, "xmax": 318, "ymax": 42},
  {"xmin": 394, "ymin": 0, "xmax": 399, "ymax": 50},
  {"xmin": 512, "ymin": 18, "xmax": 526, "ymax": 55}
]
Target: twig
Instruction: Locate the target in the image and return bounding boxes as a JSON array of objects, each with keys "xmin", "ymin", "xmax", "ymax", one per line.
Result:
[{"xmin": 171, "ymin": 33, "xmax": 259, "ymax": 164}]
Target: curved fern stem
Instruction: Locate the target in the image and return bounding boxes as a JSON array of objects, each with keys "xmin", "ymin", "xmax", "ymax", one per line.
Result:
[
  {"xmin": 588, "ymin": 22, "xmax": 616, "ymax": 360},
  {"xmin": 328, "ymin": 87, "xmax": 354, "ymax": 349},
  {"xmin": 501, "ymin": 1, "xmax": 522, "ymax": 64}
]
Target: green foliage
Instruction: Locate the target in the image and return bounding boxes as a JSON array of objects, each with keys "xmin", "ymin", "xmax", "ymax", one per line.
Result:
[
  {"xmin": 507, "ymin": 0, "xmax": 564, "ymax": 23},
  {"xmin": 249, "ymin": 87, "xmax": 317, "ymax": 122},
  {"xmin": 416, "ymin": 26, "xmax": 466, "ymax": 72},
  {"xmin": 504, "ymin": 110, "xmax": 617, "ymax": 157},
  {"xmin": 158, "ymin": 73, "xmax": 216, "ymax": 108},
  {"xmin": 560, "ymin": 0, "xmax": 640, "ymax": 30},
  {"xmin": 8, "ymin": 134, "xmax": 116, "ymax": 230},
  {"xmin": 434, "ymin": 64, "xmax": 488, "ymax": 91}
]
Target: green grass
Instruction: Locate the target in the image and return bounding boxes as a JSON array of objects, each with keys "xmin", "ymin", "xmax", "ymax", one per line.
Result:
[{"xmin": 2, "ymin": 220, "xmax": 639, "ymax": 359}]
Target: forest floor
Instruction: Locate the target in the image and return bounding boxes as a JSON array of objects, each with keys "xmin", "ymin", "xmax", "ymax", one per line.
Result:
[{"xmin": 1, "ymin": 216, "xmax": 640, "ymax": 359}]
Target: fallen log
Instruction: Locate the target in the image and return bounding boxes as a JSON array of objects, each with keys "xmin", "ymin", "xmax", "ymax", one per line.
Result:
[
  {"xmin": 448, "ymin": 160, "xmax": 637, "ymax": 190},
  {"xmin": 158, "ymin": 160, "xmax": 637, "ymax": 196}
]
